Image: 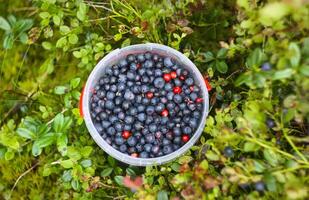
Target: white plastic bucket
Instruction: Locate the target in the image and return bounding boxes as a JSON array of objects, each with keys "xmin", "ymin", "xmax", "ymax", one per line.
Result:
[{"xmin": 82, "ymin": 43, "xmax": 209, "ymax": 166}]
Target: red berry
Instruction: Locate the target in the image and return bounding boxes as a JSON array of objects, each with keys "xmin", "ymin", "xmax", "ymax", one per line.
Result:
[
  {"xmin": 179, "ymin": 75, "xmax": 185, "ymax": 81},
  {"xmin": 173, "ymin": 86, "xmax": 182, "ymax": 94},
  {"xmin": 131, "ymin": 153, "xmax": 139, "ymax": 157},
  {"xmin": 196, "ymin": 98, "xmax": 203, "ymax": 103},
  {"xmin": 163, "ymin": 73, "xmax": 172, "ymax": 82},
  {"xmin": 137, "ymin": 63, "xmax": 141, "ymax": 68},
  {"xmin": 182, "ymin": 134, "xmax": 190, "ymax": 142},
  {"xmin": 170, "ymin": 71, "xmax": 177, "ymax": 79},
  {"xmin": 122, "ymin": 131, "xmax": 131, "ymax": 139},
  {"xmin": 146, "ymin": 92, "xmax": 154, "ymax": 99},
  {"xmin": 189, "ymin": 85, "xmax": 194, "ymax": 92},
  {"xmin": 161, "ymin": 109, "xmax": 169, "ymax": 117}
]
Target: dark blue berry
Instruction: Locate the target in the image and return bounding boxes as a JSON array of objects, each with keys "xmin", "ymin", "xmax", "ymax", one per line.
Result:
[
  {"xmin": 164, "ymin": 57, "xmax": 174, "ymax": 67},
  {"xmin": 127, "ymin": 136, "xmax": 137, "ymax": 147},
  {"xmin": 224, "ymin": 146, "xmax": 234, "ymax": 157},
  {"xmin": 140, "ymin": 151, "xmax": 149, "ymax": 158},
  {"xmin": 163, "ymin": 145, "xmax": 173, "ymax": 154},
  {"xmin": 153, "ymin": 77, "xmax": 165, "ymax": 88}
]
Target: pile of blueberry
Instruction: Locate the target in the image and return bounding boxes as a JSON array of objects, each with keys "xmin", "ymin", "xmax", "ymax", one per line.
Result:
[{"xmin": 90, "ymin": 52, "xmax": 204, "ymax": 158}]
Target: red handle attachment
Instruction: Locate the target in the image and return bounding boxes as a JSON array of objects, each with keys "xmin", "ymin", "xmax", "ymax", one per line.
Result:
[{"xmin": 79, "ymin": 86, "xmax": 85, "ymax": 117}]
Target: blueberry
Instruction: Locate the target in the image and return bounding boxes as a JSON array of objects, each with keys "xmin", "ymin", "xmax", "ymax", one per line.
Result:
[
  {"xmin": 93, "ymin": 106, "xmax": 102, "ymax": 115},
  {"xmin": 115, "ymin": 122, "xmax": 123, "ymax": 132},
  {"xmin": 102, "ymin": 120, "xmax": 111, "ymax": 128},
  {"xmin": 164, "ymin": 57, "xmax": 174, "ymax": 67},
  {"xmin": 164, "ymin": 83, "xmax": 173, "ymax": 91},
  {"xmin": 143, "ymin": 97, "xmax": 150, "ymax": 104},
  {"xmin": 156, "ymin": 62, "xmax": 163, "ymax": 68},
  {"xmin": 142, "ymin": 76, "xmax": 150, "ymax": 83},
  {"xmin": 105, "ymin": 100, "xmax": 115, "ymax": 110},
  {"xmin": 185, "ymin": 78, "xmax": 194, "ymax": 85},
  {"xmin": 154, "ymin": 69, "xmax": 162, "ymax": 77},
  {"xmin": 189, "ymin": 118, "xmax": 198, "ymax": 128},
  {"xmin": 124, "ymin": 124, "xmax": 132, "ymax": 131},
  {"xmin": 119, "ymin": 59, "xmax": 128, "ymax": 67},
  {"xmin": 110, "ymin": 84, "xmax": 117, "ymax": 92},
  {"xmin": 137, "ymin": 113, "xmax": 146, "ymax": 122},
  {"xmin": 254, "ymin": 181, "xmax": 265, "ymax": 192},
  {"xmin": 151, "ymin": 145, "xmax": 160, "ymax": 154},
  {"xmin": 224, "ymin": 146, "xmax": 234, "ymax": 157},
  {"xmin": 135, "ymin": 143, "xmax": 143, "ymax": 152},
  {"xmin": 137, "ymin": 105, "xmax": 145, "ymax": 112},
  {"xmin": 128, "ymin": 147, "xmax": 136, "ymax": 154},
  {"xmin": 113, "ymin": 69, "xmax": 120, "ymax": 76},
  {"xmin": 140, "ymin": 151, "xmax": 149, "ymax": 158},
  {"xmin": 107, "ymin": 127, "xmax": 116, "ymax": 135},
  {"xmin": 144, "ymin": 144, "xmax": 152, "ymax": 152},
  {"xmin": 141, "ymin": 85, "xmax": 149, "ymax": 93},
  {"xmin": 118, "ymin": 74, "xmax": 127, "ymax": 82},
  {"xmin": 106, "ymin": 91, "xmax": 115, "ymax": 100},
  {"xmin": 137, "ymin": 54, "xmax": 145, "ymax": 62},
  {"xmin": 144, "ymin": 60, "xmax": 154, "ymax": 68},
  {"xmin": 174, "ymin": 78, "xmax": 182, "ymax": 86},
  {"xmin": 105, "ymin": 67, "xmax": 113, "ymax": 76},
  {"xmin": 134, "ymin": 121, "xmax": 143, "ymax": 130},
  {"xmin": 109, "ymin": 115, "xmax": 118, "ymax": 124},
  {"xmin": 173, "ymin": 94, "xmax": 183, "ymax": 104},
  {"xmin": 161, "ymin": 117, "xmax": 169, "ymax": 124},
  {"xmin": 174, "ymin": 137, "xmax": 181, "ymax": 144},
  {"xmin": 119, "ymin": 144, "xmax": 127, "ymax": 152},
  {"xmin": 163, "ymin": 138, "xmax": 171, "ymax": 145},
  {"xmin": 190, "ymin": 92, "xmax": 198, "ymax": 101},
  {"xmin": 140, "ymin": 137, "xmax": 146, "ymax": 145},
  {"xmin": 124, "ymin": 116, "xmax": 134, "ymax": 124},
  {"xmin": 261, "ymin": 62, "xmax": 271, "ymax": 71},
  {"xmin": 167, "ymin": 102, "xmax": 176, "ymax": 110},
  {"xmin": 122, "ymin": 101, "xmax": 130, "ymax": 110},
  {"xmin": 126, "ymin": 81, "xmax": 134, "ymax": 87},
  {"xmin": 173, "ymin": 127, "xmax": 181, "ymax": 136},
  {"xmin": 105, "ymin": 137, "xmax": 112, "ymax": 145},
  {"xmin": 127, "ymin": 54, "xmax": 135, "ymax": 63},
  {"xmin": 136, "ymin": 95, "xmax": 143, "ymax": 103},
  {"xmin": 145, "ymin": 52, "xmax": 152, "ymax": 60},
  {"xmin": 152, "ymin": 54, "xmax": 159, "ymax": 62},
  {"xmin": 129, "ymin": 107, "xmax": 138, "ymax": 115},
  {"xmin": 167, "ymin": 92, "xmax": 174, "ymax": 101},
  {"xmin": 153, "ymin": 77, "xmax": 165, "ymax": 88},
  {"xmin": 155, "ymin": 103, "xmax": 165, "ymax": 112},
  {"xmin": 146, "ymin": 69, "xmax": 154, "ymax": 76},
  {"xmin": 117, "ymin": 112, "xmax": 125, "ymax": 120},
  {"xmin": 146, "ymin": 106, "xmax": 155, "ymax": 115},
  {"xmin": 149, "ymin": 124, "xmax": 157, "ymax": 133},
  {"xmin": 142, "ymin": 127, "xmax": 150, "ymax": 135},
  {"xmin": 160, "ymin": 97, "xmax": 168, "ymax": 104},
  {"xmin": 127, "ymin": 136, "xmax": 137, "ymax": 147},
  {"xmin": 115, "ymin": 136, "xmax": 124, "ymax": 145},
  {"xmin": 127, "ymin": 71, "xmax": 135, "ymax": 80},
  {"xmin": 145, "ymin": 134, "xmax": 155, "ymax": 143},
  {"xmin": 99, "ymin": 112, "xmax": 108, "ymax": 120},
  {"xmin": 266, "ymin": 118, "xmax": 275, "ymax": 128},
  {"xmin": 163, "ymin": 145, "xmax": 173, "ymax": 154},
  {"xmin": 138, "ymin": 68, "xmax": 146, "ymax": 75},
  {"xmin": 188, "ymin": 103, "xmax": 196, "ymax": 111}
]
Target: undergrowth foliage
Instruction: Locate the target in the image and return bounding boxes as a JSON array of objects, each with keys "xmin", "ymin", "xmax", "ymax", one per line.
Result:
[{"xmin": 0, "ymin": 0, "xmax": 308, "ymax": 199}]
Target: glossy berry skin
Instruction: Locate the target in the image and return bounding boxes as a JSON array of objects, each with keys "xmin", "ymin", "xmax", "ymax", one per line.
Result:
[
  {"xmin": 182, "ymin": 134, "xmax": 190, "ymax": 142},
  {"xmin": 122, "ymin": 130, "xmax": 131, "ymax": 139},
  {"xmin": 196, "ymin": 98, "xmax": 203, "ymax": 103},
  {"xmin": 173, "ymin": 86, "xmax": 182, "ymax": 94},
  {"xmin": 161, "ymin": 109, "xmax": 169, "ymax": 117},
  {"xmin": 266, "ymin": 118, "xmax": 275, "ymax": 128},
  {"xmin": 224, "ymin": 146, "xmax": 234, "ymax": 157},
  {"xmin": 146, "ymin": 92, "xmax": 154, "ymax": 99},
  {"xmin": 254, "ymin": 181, "xmax": 265, "ymax": 192},
  {"xmin": 163, "ymin": 73, "xmax": 172, "ymax": 82},
  {"xmin": 170, "ymin": 71, "xmax": 177, "ymax": 79}
]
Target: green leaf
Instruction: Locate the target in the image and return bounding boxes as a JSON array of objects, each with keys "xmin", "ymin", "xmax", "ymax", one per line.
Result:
[
  {"xmin": 77, "ymin": 3, "xmax": 87, "ymax": 21},
  {"xmin": 259, "ymin": 2, "xmax": 290, "ymax": 26},
  {"xmin": 62, "ymin": 170, "xmax": 72, "ymax": 182},
  {"xmin": 170, "ymin": 163, "xmax": 180, "ymax": 172},
  {"xmin": 73, "ymin": 51, "xmax": 82, "ymax": 58},
  {"xmin": 43, "ymin": 166, "xmax": 52, "ymax": 176},
  {"xmin": 263, "ymin": 149, "xmax": 281, "ymax": 167},
  {"xmin": 19, "ymin": 33, "xmax": 28, "ymax": 44},
  {"xmin": 57, "ymin": 134, "xmax": 68, "ymax": 156},
  {"xmin": 246, "ymin": 48, "xmax": 264, "ymax": 68},
  {"xmin": 53, "ymin": 113, "xmax": 64, "ymax": 132},
  {"xmin": 121, "ymin": 38, "xmax": 131, "ymax": 47},
  {"xmin": 204, "ymin": 51, "xmax": 215, "ymax": 62},
  {"xmin": 17, "ymin": 127, "xmax": 35, "ymax": 139},
  {"xmin": 68, "ymin": 34, "xmax": 78, "ymax": 44},
  {"xmin": 157, "ymin": 190, "xmax": 168, "ymax": 200},
  {"xmin": 273, "ymin": 68, "xmax": 293, "ymax": 80},
  {"xmin": 0, "ymin": 16, "xmax": 11, "ymax": 31},
  {"xmin": 70, "ymin": 78, "xmax": 81, "ymax": 89},
  {"xmin": 300, "ymin": 65, "xmax": 309, "ymax": 76},
  {"xmin": 42, "ymin": 41, "xmax": 52, "ymax": 50},
  {"xmin": 71, "ymin": 180, "xmax": 80, "ymax": 191},
  {"xmin": 54, "ymin": 86, "xmax": 67, "ymax": 95},
  {"xmin": 32, "ymin": 143, "xmax": 42, "ymax": 156},
  {"xmin": 108, "ymin": 156, "xmax": 116, "ymax": 166},
  {"xmin": 205, "ymin": 151, "xmax": 219, "ymax": 161},
  {"xmin": 53, "ymin": 15, "xmax": 61, "ymax": 26},
  {"xmin": 217, "ymin": 48, "xmax": 227, "ymax": 59},
  {"xmin": 235, "ymin": 73, "xmax": 251, "ymax": 86},
  {"xmin": 4, "ymin": 151, "xmax": 14, "ymax": 160},
  {"xmin": 114, "ymin": 33, "xmax": 122, "ymax": 41},
  {"xmin": 39, "ymin": 12, "xmax": 50, "ymax": 19},
  {"xmin": 237, "ymin": 0, "xmax": 249, "ymax": 10},
  {"xmin": 114, "ymin": 176, "xmax": 124, "ymax": 186},
  {"xmin": 253, "ymin": 160, "xmax": 266, "ymax": 173},
  {"xmin": 126, "ymin": 168, "xmax": 136, "ymax": 176},
  {"xmin": 80, "ymin": 159, "xmax": 92, "ymax": 168},
  {"xmin": 67, "ymin": 147, "xmax": 82, "ymax": 160},
  {"xmin": 101, "ymin": 168, "xmax": 113, "ymax": 177},
  {"xmin": 81, "ymin": 146, "xmax": 93, "ymax": 157},
  {"xmin": 3, "ymin": 34, "xmax": 14, "ymax": 49},
  {"xmin": 60, "ymin": 25, "xmax": 70, "ymax": 35},
  {"xmin": 216, "ymin": 61, "xmax": 228, "ymax": 73},
  {"xmin": 56, "ymin": 37, "xmax": 67, "ymax": 48},
  {"xmin": 244, "ymin": 142, "xmax": 260, "ymax": 152},
  {"xmin": 288, "ymin": 43, "xmax": 301, "ymax": 68},
  {"xmin": 35, "ymin": 133, "xmax": 54, "ymax": 148},
  {"xmin": 60, "ymin": 159, "xmax": 74, "ymax": 169}
]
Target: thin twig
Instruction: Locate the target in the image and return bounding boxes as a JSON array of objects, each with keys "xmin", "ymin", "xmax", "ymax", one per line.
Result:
[
  {"xmin": 46, "ymin": 109, "xmax": 68, "ymax": 125},
  {"xmin": 9, "ymin": 161, "xmax": 41, "ymax": 198},
  {"xmin": 113, "ymin": 195, "xmax": 126, "ymax": 200}
]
